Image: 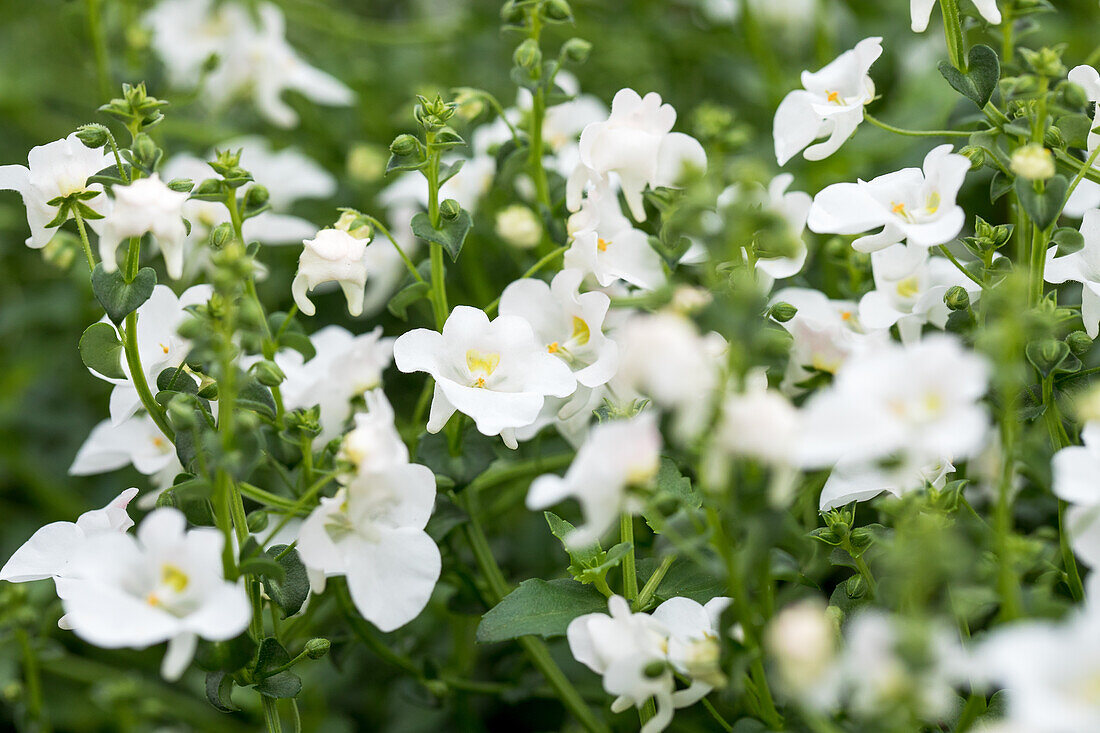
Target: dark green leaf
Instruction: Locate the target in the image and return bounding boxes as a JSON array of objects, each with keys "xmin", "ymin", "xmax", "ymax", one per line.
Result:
[
  {"xmin": 938, "ymin": 45, "xmax": 1000, "ymax": 108},
  {"xmin": 255, "ymin": 671, "xmax": 302, "ymax": 699},
  {"xmin": 91, "ymin": 264, "xmax": 156, "ymax": 324},
  {"xmin": 653, "ymin": 560, "xmax": 724, "ymax": 605},
  {"xmin": 262, "ymin": 545, "xmax": 310, "ymax": 619},
  {"xmin": 205, "ymin": 671, "xmax": 239, "ymax": 712},
  {"xmin": 411, "ymin": 209, "xmax": 473, "ymax": 261},
  {"xmin": 387, "ymin": 281, "xmax": 431, "ymax": 320},
  {"xmin": 1015, "ymin": 174, "xmax": 1068, "ymax": 230},
  {"xmin": 79, "ymin": 322, "xmax": 125, "ymax": 379},
  {"xmin": 476, "ymin": 579, "xmax": 607, "ymax": 643},
  {"xmin": 237, "ymin": 377, "xmax": 277, "ymax": 419},
  {"xmin": 196, "ymin": 632, "xmax": 257, "ymax": 673}
]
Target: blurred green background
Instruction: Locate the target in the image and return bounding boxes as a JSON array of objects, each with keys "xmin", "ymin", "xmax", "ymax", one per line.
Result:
[{"xmin": 0, "ymin": 0, "xmax": 1098, "ymax": 730}]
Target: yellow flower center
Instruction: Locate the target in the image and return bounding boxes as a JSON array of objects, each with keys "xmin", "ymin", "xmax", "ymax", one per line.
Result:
[
  {"xmin": 597, "ymin": 237, "xmax": 611, "ymax": 252},
  {"xmin": 162, "ymin": 564, "xmax": 189, "ymax": 593},
  {"xmin": 925, "ymin": 191, "xmax": 941, "ymax": 214},
  {"xmin": 466, "ymin": 349, "xmax": 500, "ymax": 386},
  {"xmin": 895, "ymin": 276, "xmax": 920, "ymax": 299},
  {"xmin": 826, "ymin": 90, "xmax": 841, "ymax": 104},
  {"xmin": 547, "ymin": 342, "xmax": 560, "ymax": 354}
]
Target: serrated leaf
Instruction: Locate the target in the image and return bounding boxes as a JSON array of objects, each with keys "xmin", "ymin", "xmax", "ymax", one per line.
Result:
[
  {"xmin": 1015, "ymin": 174, "xmax": 1068, "ymax": 230},
  {"xmin": 411, "ymin": 209, "xmax": 473, "ymax": 261},
  {"xmin": 387, "ymin": 281, "xmax": 431, "ymax": 320},
  {"xmin": 79, "ymin": 322, "xmax": 125, "ymax": 379},
  {"xmin": 262, "ymin": 545, "xmax": 309, "ymax": 619},
  {"xmin": 938, "ymin": 45, "xmax": 1000, "ymax": 108},
  {"xmin": 91, "ymin": 264, "xmax": 157, "ymax": 324},
  {"xmin": 476, "ymin": 578, "xmax": 608, "ymax": 643}
]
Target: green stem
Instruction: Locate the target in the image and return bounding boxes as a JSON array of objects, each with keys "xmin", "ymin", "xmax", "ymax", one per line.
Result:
[
  {"xmin": 120, "ymin": 238, "xmax": 174, "ymax": 441},
  {"xmin": 864, "ymin": 111, "xmax": 972, "ymax": 138},
  {"xmin": 429, "ymin": 243, "xmax": 448, "ymax": 330},
  {"xmin": 1058, "ymin": 500, "xmax": 1086, "ymax": 602},
  {"xmin": 940, "ymin": 0, "xmax": 966, "ymax": 70},
  {"xmin": 16, "ymin": 628, "xmax": 47, "ymax": 732},
  {"xmin": 1028, "ymin": 222, "xmax": 1049, "ymax": 307},
  {"xmin": 262, "ymin": 470, "xmax": 339, "ymax": 546},
  {"xmin": 1063, "ymin": 144, "xmax": 1100, "ymax": 206},
  {"xmin": 484, "ymin": 245, "xmax": 569, "ymax": 316},
  {"xmin": 72, "ymin": 207, "xmax": 96, "ymax": 272},
  {"xmin": 937, "ymin": 245, "xmax": 984, "ymax": 287},
  {"xmin": 238, "ymin": 482, "xmax": 302, "ymax": 513},
  {"xmin": 85, "ymin": 0, "xmax": 111, "ymax": 101},
  {"xmin": 620, "ymin": 514, "xmax": 638, "ymax": 601},
  {"xmin": 364, "ymin": 215, "xmax": 424, "ymax": 283},
  {"xmin": 635, "ymin": 554, "xmax": 675, "ymax": 611},
  {"xmin": 1055, "ymin": 149, "xmax": 1100, "ymax": 186},
  {"xmin": 852, "ymin": 554, "xmax": 878, "ymax": 599}
]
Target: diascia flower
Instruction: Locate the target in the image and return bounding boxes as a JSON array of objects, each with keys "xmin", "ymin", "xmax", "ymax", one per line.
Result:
[
  {"xmin": 99, "ymin": 176, "xmax": 190, "ymax": 278},
  {"xmin": 393, "ymin": 306, "xmax": 577, "ymax": 449},
  {"xmin": 567, "ymin": 88, "xmax": 707, "ymax": 222},
  {"xmin": 296, "ymin": 463, "xmax": 440, "ymax": 632},
  {"xmin": 1045, "ymin": 209, "xmax": 1100, "ymax": 338},
  {"xmin": 86, "ymin": 284, "xmax": 212, "ymax": 425},
  {"xmin": 0, "ymin": 133, "xmax": 112, "ymax": 248},
  {"xmin": 807, "ymin": 145, "xmax": 970, "ymax": 252},
  {"xmin": 773, "ymin": 37, "xmax": 882, "ymax": 166},
  {"xmin": 910, "ymin": 0, "xmax": 1000, "ymax": 32},
  {"xmin": 54, "ymin": 508, "xmax": 251, "ymax": 681},
  {"xmin": 527, "ymin": 412, "xmax": 661, "ymax": 547},
  {"xmin": 292, "ymin": 226, "xmax": 371, "ymax": 317},
  {"xmin": 565, "ymin": 184, "xmax": 666, "ymax": 291},
  {"xmin": 0, "ymin": 488, "xmax": 139, "ymax": 583}
]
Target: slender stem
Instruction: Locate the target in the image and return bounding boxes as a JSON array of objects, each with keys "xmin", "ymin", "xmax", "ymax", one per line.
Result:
[
  {"xmin": 238, "ymin": 482, "xmax": 302, "ymax": 513},
  {"xmin": 937, "ymin": 245, "xmax": 984, "ymax": 287},
  {"xmin": 16, "ymin": 629, "xmax": 47, "ymax": 732},
  {"xmin": 1056, "ymin": 149, "xmax": 1100, "ymax": 186},
  {"xmin": 1058, "ymin": 500, "xmax": 1086, "ymax": 602},
  {"xmin": 852, "ymin": 554, "xmax": 878, "ymax": 599},
  {"xmin": 940, "ymin": 0, "xmax": 966, "ymax": 70},
  {"xmin": 429, "ymin": 243, "xmax": 448, "ymax": 330},
  {"xmin": 484, "ymin": 245, "xmax": 569, "ymax": 316},
  {"xmin": 634, "ymin": 554, "xmax": 675, "ymax": 611},
  {"xmin": 72, "ymin": 207, "xmax": 97, "ymax": 272},
  {"xmin": 864, "ymin": 111, "xmax": 972, "ymax": 138},
  {"xmin": 702, "ymin": 698, "xmax": 734, "ymax": 732},
  {"xmin": 1028, "ymin": 222, "xmax": 1049, "ymax": 307},
  {"xmin": 85, "ymin": 0, "xmax": 111, "ymax": 101},
  {"xmin": 262, "ymin": 470, "xmax": 339, "ymax": 546},
  {"xmin": 364, "ymin": 215, "xmax": 424, "ymax": 283},
  {"xmin": 620, "ymin": 514, "xmax": 638, "ymax": 601},
  {"xmin": 466, "ymin": 452, "xmax": 573, "ymax": 494},
  {"xmin": 120, "ymin": 238, "xmax": 174, "ymax": 441},
  {"xmin": 1064, "ymin": 144, "xmax": 1100, "ymax": 206}
]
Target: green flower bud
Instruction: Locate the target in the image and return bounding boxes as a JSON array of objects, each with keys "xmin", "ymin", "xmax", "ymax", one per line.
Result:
[
  {"xmin": 542, "ymin": 0, "xmax": 573, "ymax": 22},
  {"xmin": 643, "ymin": 660, "xmax": 667, "ymax": 678},
  {"xmin": 1010, "ymin": 144, "xmax": 1055, "ymax": 182},
  {"xmin": 944, "ymin": 286, "xmax": 970, "ymax": 311},
  {"xmin": 561, "ymin": 37, "xmax": 592, "ymax": 64},
  {"xmin": 253, "ymin": 359, "xmax": 286, "ymax": 387},
  {"xmin": 958, "ymin": 145, "xmax": 986, "ymax": 170},
  {"xmin": 304, "ymin": 638, "xmax": 331, "ymax": 660},
  {"xmin": 513, "ymin": 39, "xmax": 542, "ymax": 74},
  {"xmin": 335, "ymin": 210, "xmax": 372, "ymax": 239},
  {"xmin": 1067, "ymin": 331, "xmax": 1093, "ymax": 357},
  {"xmin": 768, "ymin": 302, "xmax": 798, "ymax": 323},
  {"xmin": 243, "ymin": 184, "xmax": 270, "ymax": 212},
  {"xmin": 1063, "ymin": 81, "xmax": 1090, "ymax": 110},
  {"xmin": 75, "ymin": 123, "xmax": 111, "ymax": 149},
  {"xmin": 1020, "ymin": 46, "xmax": 1066, "ymax": 78},
  {"xmin": 389, "ymin": 134, "xmax": 420, "ymax": 158},
  {"xmin": 130, "ymin": 132, "xmax": 160, "ymax": 169},
  {"xmin": 246, "ymin": 510, "xmax": 269, "ymax": 533},
  {"xmin": 440, "ymin": 198, "xmax": 462, "ymax": 221},
  {"xmin": 155, "ymin": 489, "xmax": 178, "ymax": 510},
  {"xmin": 1026, "ymin": 338, "xmax": 1071, "ymax": 377},
  {"xmin": 209, "ymin": 222, "xmax": 234, "ymax": 249},
  {"xmin": 1044, "ymin": 126, "xmax": 1066, "ymax": 150},
  {"xmin": 500, "ymin": 1, "xmax": 525, "ymax": 24}
]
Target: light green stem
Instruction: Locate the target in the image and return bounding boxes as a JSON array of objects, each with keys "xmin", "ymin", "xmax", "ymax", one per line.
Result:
[{"xmin": 620, "ymin": 514, "xmax": 638, "ymax": 601}]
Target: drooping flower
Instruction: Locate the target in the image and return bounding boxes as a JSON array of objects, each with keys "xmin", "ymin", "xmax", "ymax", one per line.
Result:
[
  {"xmin": 527, "ymin": 412, "xmax": 661, "ymax": 547},
  {"xmin": 1045, "ymin": 209, "xmax": 1100, "ymax": 338},
  {"xmin": 0, "ymin": 488, "xmax": 139, "ymax": 583},
  {"xmin": 54, "ymin": 508, "xmax": 251, "ymax": 680},
  {"xmin": 798, "ymin": 335, "xmax": 990, "ymax": 469},
  {"xmin": 567, "ymin": 595, "xmax": 679, "ymax": 733},
  {"xmin": 296, "ymin": 463, "xmax": 440, "ymax": 632},
  {"xmin": 565, "ymin": 184, "xmax": 666, "ymax": 290},
  {"xmin": 910, "ymin": 0, "xmax": 1000, "ymax": 33},
  {"xmin": 393, "ymin": 306, "xmax": 577, "ymax": 449},
  {"xmin": 144, "ymin": 0, "xmax": 353, "ymax": 128},
  {"xmin": 499, "ymin": 268, "xmax": 619, "ymax": 390},
  {"xmin": 336, "ymin": 389, "xmax": 409, "ymax": 479},
  {"xmin": 567, "ymin": 89, "xmax": 707, "ymax": 222},
  {"xmin": 859, "ymin": 243, "xmax": 981, "ymax": 343},
  {"xmin": 85, "ymin": 284, "xmax": 212, "ymax": 425},
  {"xmin": 0, "ymin": 133, "xmax": 112, "ymax": 248},
  {"xmin": 99, "ymin": 176, "xmax": 190, "ymax": 278},
  {"xmin": 807, "ymin": 145, "xmax": 970, "ymax": 252},
  {"xmin": 818, "ymin": 456, "xmax": 955, "ymax": 511},
  {"xmin": 773, "ymin": 38, "xmax": 882, "ymax": 166},
  {"xmin": 291, "ymin": 227, "xmax": 370, "ymax": 317}
]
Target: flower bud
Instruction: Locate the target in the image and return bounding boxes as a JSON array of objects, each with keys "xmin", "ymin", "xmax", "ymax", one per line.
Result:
[
  {"xmin": 513, "ymin": 39, "xmax": 542, "ymax": 75},
  {"xmin": 944, "ymin": 286, "xmax": 970, "ymax": 311},
  {"xmin": 1021, "ymin": 46, "xmax": 1066, "ymax": 78},
  {"xmin": 246, "ymin": 510, "xmax": 269, "ymax": 533},
  {"xmin": 1044, "ymin": 126, "xmax": 1066, "ymax": 150},
  {"xmin": 561, "ymin": 37, "xmax": 592, "ymax": 64},
  {"xmin": 768, "ymin": 302, "xmax": 798, "ymax": 323},
  {"xmin": 1026, "ymin": 338, "xmax": 1071, "ymax": 377},
  {"xmin": 130, "ymin": 133, "xmax": 161, "ymax": 169},
  {"xmin": 76, "ymin": 123, "xmax": 111, "ymax": 149},
  {"xmin": 305, "ymin": 638, "xmax": 331, "ymax": 659},
  {"xmin": 243, "ymin": 184, "xmax": 270, "ymax": 212},
  {"xmin": 495, "ymin": 204, "xmax": 542, "ymax": 249},
  {"xmin": 440, "ymin": 198, "xmax": 462, "ymax": 221},
  {"xmin": 209, "ymin": 222, "xmax": 234, "ymax": 249},
  {"xmin": 542, "ymin": 0, "xmax": 573, "ymax": 21},
  {"xmin": 1067, "ymin": 331, "xmax": 1093, "ymax": 357},
  {"xmin": 958, "ymin": 145, "xmax": 985, "ymax": 171},
  {"xmin": 1063, "ymin": 81, "xmax": 1090, "ymax": 110},
  {"xmin": 253, "ymin": 359, "xmax": 286, "ymax": 387},
  {"xmin": 155, "ymin": 489, "xmax": 178, "ymax": 510},
  {"xmin": 1010, "ymin": 144, "xmax": 1055, "ymax": 181},
  {"xmin": 389, "ymin": 134, "xmax": 420, "ymax": 158},
  {"xmin": 643, "ymin": 660, "xmax": 668, "ymax": 678},
  {"xmin": 500, "ymin": 1, "xmax": 525, "ymax": 23},
  {"xmin": 335, "ymin": 210, "xmax": 372, "ymax": 240}
]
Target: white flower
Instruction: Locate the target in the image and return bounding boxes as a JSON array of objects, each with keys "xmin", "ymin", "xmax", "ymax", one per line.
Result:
[
  {"xmin": 337, "ymin": 390, "xmax": 409, "ymax": 478},
  {"xmin": 1070, "ymin": 65, "xmax": 1100, "ymax": 153},
  {"xmin": 1045, "ymin": 210, "xmax": 1100, "ymax": 338},
  {"xmin": 567, "ymin": 595, "xmax": 678, "ymax": 733},
  {"xmin": 99, "ymin": 176, "xmax": 190, "ymax": 278},
  {"xmin": 911, "ymin": 0, "xmax": 1000, "ymax": 32},
  {"xmin": 859, "ymin": 243, "xmax": 981, "ymax": 343},
  {"xmin": 499, "ymin": 268, "xmax": 619, "ymax": 390},
  {"xmin": 145, "ymin": 0, "xmax": 353, "ymax": 128},
  {"xmin": 753, "ymin": 174, "xmax": 813, "ymax": 288},
  {"xmin": 766, "ymin": 599, "xmax": 839, "ymax": 709},
  {"xmin": 798, "ymin": 335, "xmax": 990, "ymax": 469},
  {"xmin": 276, "ymin": 325, "xmax": 394, "ymax": 444},
  {"xmin": 527, "ymin": 413, "xmax": 661, "ymax": 547},
  {"xmin": 807, "ymin": 145, "xmax": 970, "ymax": 252},
  {"xmin": 651, "ymin": 596, "xmax": 732, "ymax": 690},
  {"xmin": 291, "ymin": 228, "xmax": 370, "ymax": 317},
  {"xmin": 565, "ymin": 184, "xmax": 666, "ymax": 290},
  {"xmin": 296, "ymin": 463, "xmax": 440, "ymax": 632},
  {"xmin": 0, "ymin": 133, "xmax": 112, "ymax": 248},
  {"xmin": 1051, "ymin": 421, "xmax": 1100, "ymax": 567},
  {"xmin": 70, "ymin": 413, "xmax": 181, "ymax": 479},
  {"xmin": 86, "ymin": 284, "xmax": 212, "ymax": 425},
  {"xmin": 495, "ymin": 204, "xmax": 543, "ymax": 249},
  {"xmin": 0, "ymin": 488, "xmax": 139, "ymax": 583},
  {"xmin": 1010, "ymin": 144, "xmax": 1056, "ymax": 181},
  {"xmin": 567, "ymin": 89, "xmax": 707, "ymax": 222},
  {"xmin": 773, "ymin": 38, "xmax": 882, "ymax": 165},
  {"xmin": 715, "ymin": 370, "xmax": 801, "ymax": 466},
  {"xmin": 54, "ymin": 508, "xmax": 251, "ymax": 681},
  {"xmin": 818, "ymin": 456, "xmax": 955, "ymax": 510},
  {"xmin": 393, "ymin": 306, "xmax": 577, "ymax": 449}
]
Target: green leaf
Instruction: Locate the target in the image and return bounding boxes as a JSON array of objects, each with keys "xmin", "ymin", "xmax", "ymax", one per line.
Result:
[
  {"xmin": 255, "ymin": 671, "xmax": 302, "ymax": 699},
  {"xmin": 255, "ymin": 637, "xmax": 291, "ymax": 676},
  {"xmin": 156, "ymin": 366, "xmax": 198, "ymax": 395},
  {"xmin": 91, "ymin": 264, "xmax": 157, "ymax": 324},
  {"xmin": 387, "ymin": 281, "xmax": 431, "ymax": 320},
  {"xmin": 239, "ymin": 553, "xmax": 285, "ymax": 584},
  {"xmin": 476, "ymin": 579, "xmax": 608, "ymax": 643},
  {"xmin": 438, "ymin": 159, "xmax": 465, "ymax": 186},
  {"xmin": 655, "ymin": 458, "xmax": 699, "ymax": 508},
  {"xmin": 195, "ymin": 632, "xmax": 257, "ymax": 674},
  {"xmin": 1015, "ymin": 174, "xmax": 1068, "ymax": 230},
  {"xmin": 237, "ymin": 377, "xmax": 277, "ymax": 419},
  {"xmin": 262, "ymin": 545, "xmax": 310, "ymax": 619},
  {"xmin": 652, "ymin": 560, "xmax": 724, "ymax": 605},
  {"xmin": 205, "ymin": 671, "xmax": 239, "ymax": 712},
  {"xmin": 79, "ymin": 322, "xmax": 125, "ymax": 379},
  {"xmin": 938, "ymin": 45, "xmax": 1000, "ymax": 108},
  {"xmin": 1056, "ymin": 114, "xmax": 1093, "ymax": 149},
  {"xmin": 411, "ymin": 209, "xmax": 473, "ymax": 261},
  {"xmin": 416, "ymin": 430, "xmax": 495, "ymax": 487},
  {"xmin": 544, "ymin": 512, "xmax": 630, "ymax": 586}
]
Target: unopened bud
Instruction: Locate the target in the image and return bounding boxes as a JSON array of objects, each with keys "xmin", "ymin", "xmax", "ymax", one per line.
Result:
[
  {"xmin": 155, "ymin": 489, "xmax": 178, "ymax": 510},
  {"xmin": 561, "ymin": 37, "xmax": 592, "ymax": 64},
  {"xmin": 500, "ymin": 1, "xmax": 525, "ymax": 23},
  {"xmin": 958, "ymin": 145, "xmax": 986, "ymax": 171},
  {"xmin": 389, "ymin": 134, "xmax": 419, "ymax": 158},
  {"xmin": 243, "ymin": 184, "xmax": 270, "ymax": 212},
  {"xmin": 1063, "ymin": 81, "xmax": 1090, "ymax": 110},
  {"xmin": 210, "ymin": 222, "xmax": 234, "ymax": 249},
  {"xmin": 768, "ymin": 302, "xmax": 798, "ymax": 323},
  {"xmin": 944, "ymin": 286, "xmax": 970, "ymax": 311},
  {"xmin": 131, "ymin": 133, "xmax": 160, "ymax": 168},
  {"xmin": 76, "ymin": 123, "xmax": 111, "ymax": 149},
  {"xmin": 440, "ymin": 198, "xmax": 462, "ymax": 221},
  {"xmin": 513, "ymin": 39, "xmax": 542, "ymax": 74},
  {"xmin": 1044, "ymin": 126, "xmax": 1066, "ymax": 150},
  {"xmin": 643, "ymin": 660, "xmax": 667, "ymax": 678},
  {"xmin": 495, "ymin": 204, "xmax": 542, "ymax": 249},
  {"xmin": 542, "ymin": 0, "xmax": 573, "ymax": 21},
  {"xmin": 246, "ymin": 511, "xmax": 269, "ymax": 533},
  {"xmin": 304, "ymin": 638, "xmax": 331, "ymax": 659},
  {"xmin": 1011, "ymin": 144, "xmax": 1055, "ymax": 181},
  {"xmin": 335, "ymin": 210, "xmax": 372, "ymax": 239},
  {"xmin": 1027, "ymin": 338, "xmax": 1071, "ymax": 377},
  {"xmin": 1067, "ymin": 331, "xmax": 1093, "ymax": 357},
  {"xmin": 253, "ymin": 359, "xmax": 286, "ymax": 387}
]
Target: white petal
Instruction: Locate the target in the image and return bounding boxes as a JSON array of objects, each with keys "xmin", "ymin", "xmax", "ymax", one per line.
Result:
[
  {"xmin": 161, "ymin": 632, "xmax": 198, "ymax": 681},
  {"xmin": 343, "ymin": 528, "xmax": 441, "ymax": 632},
  {"xmin": 0, "ymin": 521, "xmax": 85, "ymax": 582}
]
